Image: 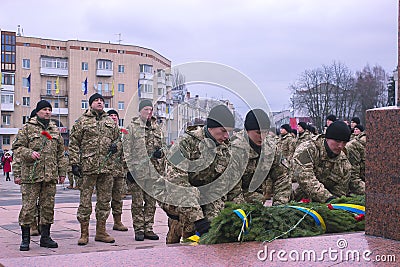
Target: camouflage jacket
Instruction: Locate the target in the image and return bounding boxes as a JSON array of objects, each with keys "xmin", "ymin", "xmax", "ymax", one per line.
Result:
[
  {"xmin": 69, "ymin": 109, "xmax": 120, "ymax": 175},
  {"xmin": 292, "ymin": 134, "xmax": 352, "ymax": 202},
  {"xmin": 294, "ymin": 130, "xmax": 312, "ymax": 149},
  {"xmin": 277, "ymin": 133, "xmax": 296, "ymax": 161},
  {"xmin": 345, "ymin": 132, "xmax": 366, "ymax": 193},
  {"xmin": 110, "ymin": 127, "xmax": 128, "ymax": 178},
  {"xmin": 163, "ymin": 126, "xmax": 245, "ymax": 221},
  {"xmin": 230, "ymin": 130, "xmax": 291, "ymax": 205},
  {"xmin": 12, "ymin": 117, "xmax": 67, "ymax": 183}
]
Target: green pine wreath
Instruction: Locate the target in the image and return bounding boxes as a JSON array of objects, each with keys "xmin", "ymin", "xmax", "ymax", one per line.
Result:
[{"xmin": 200, "ymin": 195, "xmax": 365, "ymax": 244}]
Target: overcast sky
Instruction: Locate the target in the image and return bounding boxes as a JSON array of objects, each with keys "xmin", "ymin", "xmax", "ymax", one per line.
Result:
[{"xmin": 1, "ymin": 0, "xmax": 397, "ymax": 112}]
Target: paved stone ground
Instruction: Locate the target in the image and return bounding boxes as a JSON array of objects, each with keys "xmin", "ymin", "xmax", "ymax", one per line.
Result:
[{"xmin": 0, "ymin": 173, "xmax": 399, "ymax": 266}]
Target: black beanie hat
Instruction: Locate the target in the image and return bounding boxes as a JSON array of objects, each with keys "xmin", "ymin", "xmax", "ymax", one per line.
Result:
[
  {"xmin": 207, "ymin": 105, "xmax": 235, "ymax": 129},
  {"xmin": 36, "ymin": 100, "xmax": 52, "ymax": 112},
  {"xmin": 89, "ymin": 93, "xmax": 104, "ymax": 106},
  {"xmin": 354, "ymin": 124, "xmax": 364, "ymax": 132},
  {"xmin": 139, "ymin": 99, "xmax": 153, "ymax": 111},
  {"xmin": 298, "ymin": 121, "xmax": 308, "ymax": 130},
  {"xmin": 30, "ymin": 109, "xmax": 37, "ymax": 118},
  {"xmin": 351, "ymin": 117, "xmax": 360, "ymax": 125},
  {"xmin": 326, "ymin": 114, "xmax": 337, "ymax": 122},
  {"xmin": 325, "ymin": 121, "xmax": 351, "ymax": 142},
  {"xmin": 280, "ymin": 124, "xmax": 292, "ymax": 133},
  {"xmin": 107, "ymin": 109, "xmax": 119, "ymax": 118},
  {"xmin": 244, "ymin": 109, "xmax": 270, "ymax": 131}
]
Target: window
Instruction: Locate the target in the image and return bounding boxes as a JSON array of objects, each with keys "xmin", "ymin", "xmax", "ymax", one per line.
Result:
[
  {"xmin": 41, "ymin": 57, "xmax": 68, "ymax": 70},
  {"xmin": 23, "ymin": 116, "xmax": 29, "ymax": 124},
  {"xmin": 81, "ymin": 100, "xmax": 88, "ymax": 109},
  {"xmin": 97, "ymin": 82, "xmax": 102, "ymax": 94},
  {"xmin": 2, "ymin": 114, "xmax": 11, "ymax": 125},
  {"xmin": 119, "ymin": 118, "xmax": 124, "ymax": 127},
  {"xmin": 47, "ymin": 80, "xmax": 52, "ymax": 95},
  {"xmin": 117, "ymin": 50, "xmax": 125, "ymax": 54},
  {"xmin": 54, "ymin": 99, "xmax": 59, "ymax": 108},
  {"xmin": 118, "ymin": 83, "xmax": 124, "ymax": 92},
  {"xmin": 1, "ymin": 94, "xmax": 13, "ymax": 104},
  {"xmin": 104, "ymin": 83, "xmax": 109, "ymax": 92},
  {"xmin": 118, "ymin": 101, "xmax": 124, "ymax": 110},
  {"xmin": 157, "ymin": 69, "xmax": 165, "ymax": 78},
  {"xmin": 1, "ymin": 73, "xmax": 15, "ymax": 85},
  {"xmin": 82, "ymin": 62, "xmax": 88, "ymax": 71},
  {"xmin": 118, "ymin": 65, "xmax": 125, "ymax": 73},
  {"xmin": 97, "ymin": 60, "xmax": 112, "ymax": 70},
  {"xmin": 139, "ymin": 64, "xmax": 153, "ymax": 73},
  {"xmin": 142, "ymin": 84, "xmax": 153, "ymax": 93},
  {"xmin": 104, "ymin": 100, "xmax": 110, "ymax": 108},
  {"xmin": 158, "ymin": 88, "xmax": 165, "ymax": 95},
  {"xmin": 23, "ymin": 97, "xmax": 30, "ymax": 106},
  {"xmin": 22, "ymin": 59, "xmax": 30, "ymax": 69},
  {"xmin": 2, "ymin": 136, "xmax": 10, "ymax": 145}
]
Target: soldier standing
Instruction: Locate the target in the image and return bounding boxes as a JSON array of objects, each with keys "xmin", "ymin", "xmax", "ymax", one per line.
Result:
[
  {"xmin": 69, "ymin": 93, "xmax": 120, "ymax": 245},
  {"xmin": 12, "ymin": 100, "xmax": 67, "ymax": 251},
  {"xmin": 292, "ymin": 120, "xmax": 355, "ymax": 202},
  {"xmin": 107, "ymin": 109, "xmax": 128, "ymax": 231},
  {"xmin": 345, "ymin": 126, "xmax": 366, "ymax": 193},
  {"xmin": 160, "ymin": 105, "xmax": 245, "ymax": 243},
  {"xmin": 229, "ymin": 109, "xmax": 292, "ymax": 204},
  {"xmin": 277, "ymin": 124, "xmax": 295, "ymax": 162},
  {"xmin": 124, "ymin": 99, "xmax": 164, "ymax": 241}
]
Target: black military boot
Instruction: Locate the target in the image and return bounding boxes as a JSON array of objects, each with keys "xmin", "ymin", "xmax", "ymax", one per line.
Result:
[
  {"xmin": 40, "ymin": 224, "xmax": 58, "ymax": 248},
  {"xmin": 20, "ymin": 226, "xmax": 30, "ymax": 251}
]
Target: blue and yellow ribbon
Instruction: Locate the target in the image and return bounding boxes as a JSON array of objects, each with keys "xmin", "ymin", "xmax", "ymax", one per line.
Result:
[
  {"xmin": 288, "ymin": 206, "xmax": 326, "ymax": 232},
  {"xmin": 330, "ymin": 204, "xmax": 365, "ymax": 215},
  {"xmin": 187, "ymin": 232, "xmax": 200, "ymax": 243},
  {"xmin": 233, "ymin": 209, "xmax": 251, "ymax": 241}
]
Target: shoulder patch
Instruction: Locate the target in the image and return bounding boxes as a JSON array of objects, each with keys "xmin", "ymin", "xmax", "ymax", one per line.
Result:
[{"xmin": 296, "ymin": 148, "xmax": 313, "ymax": 165}]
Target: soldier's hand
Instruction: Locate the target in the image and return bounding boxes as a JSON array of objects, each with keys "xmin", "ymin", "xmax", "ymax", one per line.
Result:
[
  {"xmin": 108, "ymin": 143, "xmax": 118, "ymax": 154},
  {"xmin": 152, "ymin": 147, "xmax": 163, "ymax": 159},
  {"xmin": 72, "ymin": 165, "xmax": 82, "ymax": 178}
]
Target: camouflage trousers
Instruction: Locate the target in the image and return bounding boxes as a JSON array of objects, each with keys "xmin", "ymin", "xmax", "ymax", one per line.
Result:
[
  {"xmin": 111, "ymin": 176, "xmax": 125, "ymax": 216},
  {"xmin": 127, "ymin": 180, "xmax": 156, "ymax": 232},
  {"xmin": 77, "ymin": 173, "xmax": 113, "ymax": 223},
  {"xmin": 19, "ymin": 181, "xmax": 57, "ymax": 226}
]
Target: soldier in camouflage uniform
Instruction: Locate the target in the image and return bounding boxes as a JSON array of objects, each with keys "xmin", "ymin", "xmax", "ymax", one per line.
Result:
[
  {"xmin": 294, "ymin": 122, "xmax": 312, "ymax": 148},
  {"xmin": 124, "ymin": 99, "xmax": 164, "ymax": 241},
  {"xmin": 69, "ymin": 93, "xmax": 120, "ymax": 245},
  {"xmin": 230, "ymin": 109, "xmax": 291, "ymax": 204},
  {"xmin": 292, "ymin": 121, "xmax": 359, "ymax": 203},
  {"xmin": 107, "ymin": 109, "xmax": 128, "ymax": 231},
  {"xmin": 160, "ymin": 105, "xmax": 245, "ymax": 244},
  {"xmin": 277, "ymin": 124, "xmax": 295, "ymax": 162},
  {"xmin": 12, "ymin": 100, "xmax": 67, "ymax": 251},
  {"xmin": 345, "ymin": 126, "xmax": 366, "ymax": 194}
]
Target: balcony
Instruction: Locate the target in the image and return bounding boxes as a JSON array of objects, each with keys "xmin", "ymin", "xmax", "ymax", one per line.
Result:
[
  {"xmin": 157, "ymin": 77, "xmax": 166, "ymax": 84},
  {"xmin": 1, "ymin": 103, "xmax": 14, "ymax": 112},
  {"xmin": 51, "ymin": 108, "xmax": 68, "ymax": 115},
  {"xmin": 40, "ymin": 67, "xmax": 68, "ymax": 77},
  {"xmin": 40, "ymin": 89, "xmax": 68, "ymax": 97},
  {"xmin": 140, "ymin": 72, "xmax": 153, "ymax": 80},
  {"xmin": 96, "ymin": 69, "xmax": 113, "ymax": 77},
  {"xmin": 101, "ymin": 91, "xmax": 114, "ymax": 99}
]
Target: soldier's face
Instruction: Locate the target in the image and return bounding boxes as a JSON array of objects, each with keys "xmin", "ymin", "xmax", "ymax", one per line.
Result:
[
  {"xmin": 208, "ymin": 127, "xmax": 232, "ymax": 144},
  {"xmin": 247, "ymin": 130, "xmax": 268, "ymax": 146},
  {"xmin": 140, "ymin": 106, "xmax": 153, "ymax": 121},
  {"xmin": 326, "ymin": 138, "xmax": 347, "ymax": 155},
  {"xmin": 91, "ymin": 98, "xmax": 104, "ymax": 112},
  {"xmin": 350, "ymin": 121, "xmax": 357, "ymax": 129},
  {"xmin": 354, "ymin": 128, "xmax": 361, "ymax": 135},
  {"xmin": 36, "ymin": 107, "xmax": 52, "ymax": 120},
  {"xmin": 109, "ymin": 114, "xmax": 119, "ymax": 124}
]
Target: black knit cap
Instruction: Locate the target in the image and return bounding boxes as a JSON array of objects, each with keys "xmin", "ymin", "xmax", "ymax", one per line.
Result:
[
  {"xmin": 89, "ymin": 93, "xmax": 104, "ymax": 106},
  {"xmin": 36, "ymin": 100, "xmax": 52, "ymax": 112},
  {"xmin": 280, "ymin": 124, "xmax": 292, "ymax": 133},
  {"xmin": 244, "ymin": 109, "xmax": 270, "ymax": 131},
  {"xmin": 30, "ymin": 109, "xmax": 37, "ymax": 118},
  {"xmin": 351, "ymin": 117, "xmax": 360, "ymax": 125},
  {"xmin": 298, "ymin": 121, "xmax": 308, "ymax": 130},
  {"xmin": 207, "ymin": 105, "xmax": 235, "ymax": 129},
  {"xmin": 326, "ymin": 114, "xmax": 337, "ymax": 122},
  {"xmin": 107, "ymin": 109, "xmax": 119, "ymax": 118},
  {"xmin": 354, "ymin": 124, "xmax": 364, "ymax": 132},
  {"xmin": 325, "ymin": 121, "xmax": 351, "ymax": 142},
  {"xmin": 139, "ymin": 99, "xmax": 153, "ymax": 111}
]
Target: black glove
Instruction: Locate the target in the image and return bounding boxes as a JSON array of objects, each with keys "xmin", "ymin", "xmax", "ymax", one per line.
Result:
[
  {"xmin": 166, "ymin": 213, "xmax": 179, "ymax": 221},
  {"xmin": 108, "ymin": 143, "xmax": 117, "ymax": 154},
  {"xmin": 194, "ymin": 218, "xmax": 211, "ymax": 236},
  {"xmin": 325, "ymin": 196, "xmax": 337, "ymax": 203},
  {"xmin": 152, "ymin": 147, "xmax": 163, "ymax": 159},
  {"xmin": 71, "ymin": 165, "xmax": 82, "ymax": 178},
  {"xmin": 126, "ymin": 172, "xmax": 135, "ymax": 183}
]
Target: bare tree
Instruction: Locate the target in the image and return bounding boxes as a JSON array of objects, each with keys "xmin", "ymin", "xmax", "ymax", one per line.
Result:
[{"xmin": 171, "ymin": 69, "xmax": 187, "ymax": 103}]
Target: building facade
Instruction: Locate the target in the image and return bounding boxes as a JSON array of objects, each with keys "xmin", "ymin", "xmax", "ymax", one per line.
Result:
[{"xmin": 0, "ymin": 29, "xmax": 171, "ymax": 150}]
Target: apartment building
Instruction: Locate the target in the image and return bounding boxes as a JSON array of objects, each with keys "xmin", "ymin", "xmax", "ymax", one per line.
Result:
[{"xmin": 0, "ymin": 29, "xmax": 172, "ymax": 150}]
